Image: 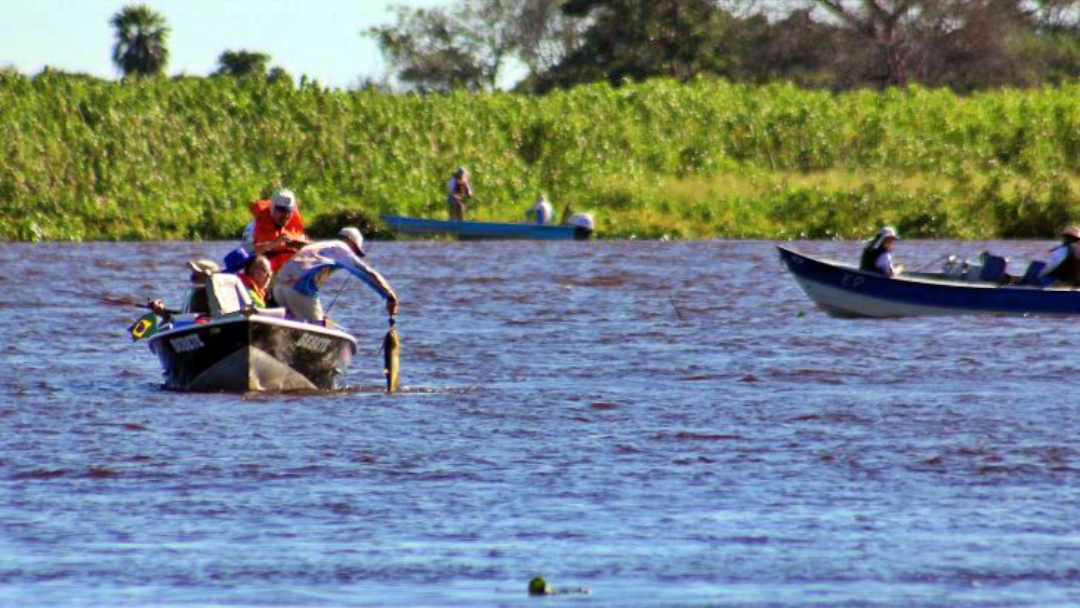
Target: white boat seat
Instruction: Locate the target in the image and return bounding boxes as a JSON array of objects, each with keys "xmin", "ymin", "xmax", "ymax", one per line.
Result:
[{"xmin": 207, "ymin": 273, "xmax": 253, "ymax": 317}]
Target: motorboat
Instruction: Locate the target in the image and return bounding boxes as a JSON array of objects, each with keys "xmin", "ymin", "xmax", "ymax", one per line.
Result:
[
  {"xmin": 778, "ymin": 245, "xmax": 1080, "ymax": 318},
  {"xmin": 145, "ymin": 274, "xmax": 357, "ymax": 391},
  {"xmin": 381, "ymin": 213, "xmax": 595, "ymax": 240}
]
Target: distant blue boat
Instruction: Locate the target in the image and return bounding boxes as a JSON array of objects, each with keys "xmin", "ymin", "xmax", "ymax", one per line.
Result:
[
  {"xmin": 778, "ymin": 245, "xmax": 1080, "ymax": 318},
  {"xmin": 381, "ymin": 214, "xmax": 594, "ymax": 241}
]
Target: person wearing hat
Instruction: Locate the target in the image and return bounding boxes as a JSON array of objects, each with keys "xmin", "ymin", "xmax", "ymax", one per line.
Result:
[
  {"xmin": 248, "ymin": 188, "xmax": 310, "ymax": 273},
  {"xmin": 1038, "ymin": 225, "xmax": 1080, "ymax": 286},
  {"xmin": 272, "ymin": 227, "xmax": 398, "ymax": 324},
  {"xmin": 447, "ymin": 167, "xmax": 473, "ymax": 221},
  {"xmin": 146, "ymin": 259, "xmax": 220, "ymax": 320},
  {"xmin": 860, "ymin": 226, "xmax": 903, "ymax": 277}
]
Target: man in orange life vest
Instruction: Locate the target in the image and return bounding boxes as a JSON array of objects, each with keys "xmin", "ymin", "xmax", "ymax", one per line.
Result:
[{"xmin": 249, "ymin": 189, "xmax": 309, "ymax": 273}]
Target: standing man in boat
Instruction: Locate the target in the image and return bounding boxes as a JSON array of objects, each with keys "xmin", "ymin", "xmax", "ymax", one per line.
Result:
[
  {"xmin": 249, "ymin": 188, "xmax": 310, "ymax": 272},
  {"xmin": 447, "ymin": 167, "xmax": 473, "ymax": 221},
  {"xmin": 273, "ymin": 227, "xmax": 398, "ymax": 324},
  {"xmin": 860, "ymin": 226, "xmax": 903, "ymax": 277},
  {"xmin": 1038, "ymin": 225, "xmax": 1080, "ymax": 286}
]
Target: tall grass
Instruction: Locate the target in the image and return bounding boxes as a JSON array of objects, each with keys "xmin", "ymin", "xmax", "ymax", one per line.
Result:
[{"xmin": 2, "ymin": 72, "xmax": 1078, "ymax": 241}]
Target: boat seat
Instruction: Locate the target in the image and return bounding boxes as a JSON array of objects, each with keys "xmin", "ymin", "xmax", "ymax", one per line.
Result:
[
  {"xmin": 979, "ymin": 254, "xmax": 1008, "ymax": 282},
  {"xmin": 207, "ymin": 273, "xmax": 253, "ymax": 317},
  {"xmin": 1021, "ymin": 261, "xmax": 1051, "ymax": 287}
]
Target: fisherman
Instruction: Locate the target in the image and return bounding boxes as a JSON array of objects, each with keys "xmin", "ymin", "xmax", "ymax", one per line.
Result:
[
  {"xmin": 146, "ymin": 259, "xmax": 219, "ymax": 320},
  {"xmin": 860, "ymin": 226, "xmax": 903, "ymax": 277},
  {"xmin": 1038, "ymin": 225, "xmax": 1080, "ymax": 286},
  {"xmin": 531, "ymin": 193, "xmax": 554, "ymax": 225},
  {"xmin": 273, "ymin": 227, "xmax": 398, "ymax": 324},
  {"xmin": 447, "ymin": 167, "xmax": 473, "ymax": 221},
  {"xmin": 249, "ymin": 188, "xmax": 309, "ymax": 272}
]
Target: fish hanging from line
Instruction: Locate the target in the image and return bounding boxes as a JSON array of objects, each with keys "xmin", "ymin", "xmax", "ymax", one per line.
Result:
[{"xmin": 382, "ymin": 318, "xmax": 400, "ymax": 393}]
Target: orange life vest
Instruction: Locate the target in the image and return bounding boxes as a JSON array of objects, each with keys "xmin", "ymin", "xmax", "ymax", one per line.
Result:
[{"xmin": 249, "ymin": 198, "xmax": 307, "ymax": 272}]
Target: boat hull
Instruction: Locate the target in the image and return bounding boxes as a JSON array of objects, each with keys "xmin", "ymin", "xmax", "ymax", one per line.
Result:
[
  {"xmin": 147, "ymin": 315, "xmax": 357, "ymax": 391},
  {"xmin": 381, "ymin": 214, "xmax": 591, "ymax": 240},
  {"xmin": 778, "ymin": 246, "xmax": 1080, "ymax": 318}
]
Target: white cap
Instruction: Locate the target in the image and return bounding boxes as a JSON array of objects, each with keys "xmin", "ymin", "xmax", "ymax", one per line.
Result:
[
  {"xmin": 271, "ymin": 189, "xmax": 297, "ymax": 212},
  {"xmin": 338, "ymin": 227, "xmax": 365, "ymax": 257}
]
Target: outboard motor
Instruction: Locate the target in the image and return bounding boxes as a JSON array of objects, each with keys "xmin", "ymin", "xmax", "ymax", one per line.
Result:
[{"xmin": 568, "ymin": 212, "xmax": 596, "ymax": 239}]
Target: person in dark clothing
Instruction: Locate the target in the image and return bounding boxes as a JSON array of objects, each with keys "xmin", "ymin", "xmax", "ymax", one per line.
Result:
[
  {"xmin": 1039, "ymin": 225, "xmax": 1080, "ymax": 286},
  {"xmin": 859, "ymin": 226, "xmax": 902, "ymax": 277}
]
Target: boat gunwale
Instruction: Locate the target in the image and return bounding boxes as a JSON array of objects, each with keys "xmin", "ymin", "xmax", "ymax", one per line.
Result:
[{"xmin": 147, "ymin": 312, "xmax": 358, "ymax": 348}]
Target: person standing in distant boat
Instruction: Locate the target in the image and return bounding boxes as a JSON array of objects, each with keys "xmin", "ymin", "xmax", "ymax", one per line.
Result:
[
  {"xmin": 531, "ymin": 193, "xmax": 553, "ymax": 225},
  {"xmin": 860, "ymin": 226, "xmax": 903, "ymax": 277},
  {"xmin": 249, "ymin": 188, "xmax": 310, "ymax": 273},
  {"xmin": 447, "ymin": 167, "xmax": 473, "ymax": 221},
  {"xmin": 1038, "ymin": 225, "xmax": 1080, "ymax": 286}
]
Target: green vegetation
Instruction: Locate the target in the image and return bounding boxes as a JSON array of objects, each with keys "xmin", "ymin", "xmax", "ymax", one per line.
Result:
[{"xmin": 2, "ymin": 73, "xmax": 1079, "ymax": 241}]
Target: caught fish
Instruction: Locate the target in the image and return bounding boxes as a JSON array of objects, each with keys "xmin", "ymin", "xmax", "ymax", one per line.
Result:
[{"xmin": 382, "ymin": 319, "xmax": 400, "ymax": 393}]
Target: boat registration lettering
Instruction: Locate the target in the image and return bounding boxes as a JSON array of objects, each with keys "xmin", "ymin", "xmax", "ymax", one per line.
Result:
[
  {"xmin": 171, "ymin": 334, "xmax": 205, "ymax": 353},
  {"xmin": 297, "ymin": 333, "xmax": 332, "ymax": 353},
  {"xmin": 841, "ymin": 273, "xmax": 865, "ymax": 288}
]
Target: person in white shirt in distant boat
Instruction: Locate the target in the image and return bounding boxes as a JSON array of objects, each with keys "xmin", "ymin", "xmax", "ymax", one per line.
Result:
[
  {"xmin": 531, "ymin": 193, "xmax": 554, "ymax": 225},
  {"xmin": 860, "ymin": 226, "xmax": 903, "ymax": 277}
]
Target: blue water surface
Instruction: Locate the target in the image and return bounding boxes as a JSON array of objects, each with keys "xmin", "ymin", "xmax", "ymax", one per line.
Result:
[{"xmin": 2, "ymin": 239, "xmax": 1080, "ymax": 607}]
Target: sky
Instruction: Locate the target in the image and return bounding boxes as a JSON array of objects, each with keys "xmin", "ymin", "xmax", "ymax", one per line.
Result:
[{"xmin": 0, "ymin": 0, "xmax": 451, "ymax": 89}]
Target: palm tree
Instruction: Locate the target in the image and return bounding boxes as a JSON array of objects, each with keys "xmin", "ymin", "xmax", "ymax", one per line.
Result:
[
  {"xmin": 215, "ymin": 50, "xmax": 271, "ymax": 77},
  {"xmin": 110, "ymin": 4, "xmax": 170, "ymax": 77}
]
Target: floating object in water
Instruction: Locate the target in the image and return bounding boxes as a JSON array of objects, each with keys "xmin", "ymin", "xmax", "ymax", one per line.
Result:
[{"xmin": 528, "ymin": 577, "xmax": 552, "ymax": 596}]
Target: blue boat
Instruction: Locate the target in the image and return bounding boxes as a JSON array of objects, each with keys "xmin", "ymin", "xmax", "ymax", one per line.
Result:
[
  {"xmin": 381, "ymin": 214, "xmax": 594, "ymax": 241},
  {"xmin": 778, "ymin": 245, "xmax": 1080, "ymax": 318}
]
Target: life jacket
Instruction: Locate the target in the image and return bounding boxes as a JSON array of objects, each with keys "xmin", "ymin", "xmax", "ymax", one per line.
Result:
[
  {"xmin": 249, "ymin": 198, "xmax": 306, "ymax": 272},
  {"xmin": 239, "ymin": 272, "xmax": 268, "ymax": 308},
  {"xmin": 1047, "ymin": 243, "xmax": 1080, "ymax": 285},
  {"xmin": 860, "ymin": 245, "xmax": 889, "ymax": 275}
]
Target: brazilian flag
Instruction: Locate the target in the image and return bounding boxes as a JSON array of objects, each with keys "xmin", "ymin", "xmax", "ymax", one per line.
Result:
[{"xmin": 129, "ymin": 312, "xmax": 159, "ymax": 341}]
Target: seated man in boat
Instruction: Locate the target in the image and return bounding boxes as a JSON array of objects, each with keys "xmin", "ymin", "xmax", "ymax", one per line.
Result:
[
  {"xmin": 860, "ymin": 226, "xmax": 903, "ymax": 277},
  {"xmin": 249, "ymin": 188, "xmax": 310, "ymax": 273},
  {"xmin": 147, "ymin": 259, "xmax": 220, "ymax": 320},
  {"xmin": 273, "ymin": 227, "xmax": 398, "ymax": 324},
  {"xmin": 223, "ymin": 248, "xmax": 274, "ymax": 307},
  {"xmin": 238, "ymin": 254, "xmax": 273, "ymax": 308},
  {"xmin": 1038, "ymin": 225, "xmax": 1080, "ymax": 286},
  {"xmin": 531, "ymin": 193, "xmax": 554, "ymax": 225},
  {"xmin": 447, "ymin": 167, "xmax": 472, "ymax": 221}
]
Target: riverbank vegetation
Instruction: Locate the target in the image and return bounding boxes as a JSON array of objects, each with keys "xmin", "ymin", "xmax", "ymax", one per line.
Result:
[{"xmin": 2, "ymin": 72, "xmax": 1079, "ymax": 241}]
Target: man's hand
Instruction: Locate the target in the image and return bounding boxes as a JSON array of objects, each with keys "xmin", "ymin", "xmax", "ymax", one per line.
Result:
[
  {"xmin": 149, "ymin": 299, "xmax": 167, "ymax": 315},
  {"xmin": 386, "ymin": 298, "xmax": 399, "ymax": 317}
]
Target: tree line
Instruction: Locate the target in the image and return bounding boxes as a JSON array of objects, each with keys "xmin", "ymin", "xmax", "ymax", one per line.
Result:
[
  {"xmin": 371, "ymin": 0, "xmax": 1080, "ymax": 93},
  {"xmin": 35, "ymin": 2, "xmax": 1080, "ymax": 93}
]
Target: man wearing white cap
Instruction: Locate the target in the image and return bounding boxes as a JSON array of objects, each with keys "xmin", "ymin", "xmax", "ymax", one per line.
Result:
[
  {"xmin": 1039, "ymin": 225, "xmax": 1080, "ymax": 286},
  {"xmin": 273, "ymin": 227, "xmax": 398, "ymax": 324},
  {"xmin": 860, "ymin": 226, "xmax": 903, "ymax": 277},
  {"xmin": 248, "ymin": 188, "xmax": 310, "ymax": 272}
]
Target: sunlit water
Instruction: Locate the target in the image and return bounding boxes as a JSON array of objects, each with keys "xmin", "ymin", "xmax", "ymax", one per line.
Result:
[{"xmin": 3, "ymin": 239, "xmax": 1080, "ymax": 607}]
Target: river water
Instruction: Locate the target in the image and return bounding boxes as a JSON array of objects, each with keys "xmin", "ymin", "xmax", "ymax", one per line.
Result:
[{"xmin": 3, "ymin": 239, "xmax": 1080, "ymax": 607}]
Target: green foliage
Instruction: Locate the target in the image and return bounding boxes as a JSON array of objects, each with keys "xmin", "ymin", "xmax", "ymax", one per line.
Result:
[{"xmin": 1, "ymin": 76, "xmax": 1079, "ymax": 241}]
